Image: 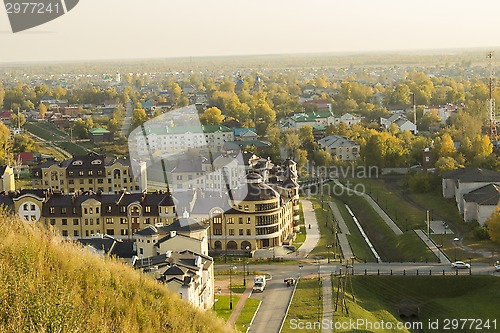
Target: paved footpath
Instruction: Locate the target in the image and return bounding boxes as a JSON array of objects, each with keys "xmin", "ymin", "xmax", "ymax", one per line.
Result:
[
  {"xmin": 299, "ymin": 199, "xmax": 321, "ymax": 258},
  {"xmin": 414, "ymin": 230, "xmax": 451, "ymax": 264},
  {"xmin": 328, "ymin": 201, "xmax": 354, "ymax": 260},
  {"xmin": 322, "ymin": 276, "xmax": 333, "ymax": 333},
  {"xmin": 226, "ymin": 283, "xmax": 254, "ymax": 327},
  {"xmin": 333, "ymin": 179, "xmax": 403, "ymax": 235}
]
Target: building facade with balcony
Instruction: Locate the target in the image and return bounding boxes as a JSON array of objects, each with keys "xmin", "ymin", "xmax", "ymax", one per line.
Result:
[{"xmin": 32, "ymin": 152, "xmax": 147, "ymax": 194}]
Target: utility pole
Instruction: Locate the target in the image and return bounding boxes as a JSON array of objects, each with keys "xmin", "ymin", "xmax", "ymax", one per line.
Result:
[
  {"xmin": 487, "ymin": 51, "xmax": 497, "ymax": 141},
  {"xmin": 412, "ymin": 92, "xmax": 418, "ymax": 134}
]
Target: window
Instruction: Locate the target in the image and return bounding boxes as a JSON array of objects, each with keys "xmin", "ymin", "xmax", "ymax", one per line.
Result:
[
  {"xmin": 61, "ymin": 207, "xmax": 66, "ymax": 214},
  {"xmin": 238, "ymin": 217, "xmax": 243, "ymax": 224},
  {"xmin": 229, "ymin": 229, "xmax": 234, "ymax": 236},
  {"xmin": 213, "ymin": 229, "xmax": 222, "ymax": 235},
  {"xmin": 88, "ymin": 170, "xmax": 93, "ymax": 176},
  {"xmin": 106, "ymin": 229, "xmax": 114, "ymax": 236},
  {"xmin": 49, "ymin": 207, "xmax": 55, "ymax": 214},
  {"xmin": 73, "ymin": 219, "xmax": 78, "ymax": 225},
  {"xmin": 30, "ymin": 204, "xmax": 36, "ymax": 211},
  {"xmin": 85, "ymin": 219, "xmax": 88, "ymax": 225},
  {"xmin": 106, "ymin": 218, "xmax": 113, "ymax": 224},
  {"xmin": 90, "ymin": 219, "xmax": 93, "ymax": 225},
  {"xmin": 145, "ymin": 206, "xmax": 151, "ymax": 213},
  {"xmin": 89, "ymin": 208, "xmax": 93, "ymax": 214},
  {"xmin": 62, "ymin": 218, "xmax": 67, "ymax": 225},
  {"xmin": 239, "ymin": 229, "xmax": 243, "ymax": 236},
  {"xmin": 247, "ymin": 217, "xmax": 251, "ymax": 224},
  {"xmin": 88, "ymin": 179, "xmax": 93, "ymax": 184},
  {"xmin": 72, "ymin": 207, "xmax": 77, "ymax": 214},
  {"xmin": 23, "ymin": 203, "xmax": 28, "ymax": 210},
  {"xmin": 246, "ymin": 229, "xmax": 251, "ymax": 236},
  {"xmin": 121, "ymin": 229, "xmax": 128, "ymax": 236},
  {"xmin": 98, "ymin": 179, "xmax": 103, "ymax": 184},
  {"xmin": 96, "ymin": 207, "xmax": 99, "ymax": 214},
  {"xmin": 120, "ymin": 206, "xmax": 126, "ymax": 213},
  {"xmin": 62, "ymin": 230, "xmax": 68, "ymax": 237},
  {"xmin": 120, "ymin": 218, "xmax": 127, "ymax": 224},
  {"xmin": 84, "ymin": 208, "xmax": 88, "ymax": 215},
  {"xmin": 79, "ymin": 179, "xmax": 84, "ymax": 184},
  {"xmin": 145, "ymin": 218, "xmax": 150, "ymax": 224},
  {"xmin": 79, "ymin": 171, "xmax": 84, "ymax": 176},
  {"xmin": 107, "ymin": 206, "xmax": 112, "ymax": 213},
  {"xmin": 50, "ymin": 219, "xmax": 56, "ymax": 226},
  {"xmin": 227, "ymin": 218, "xmax": 234, "ymax": 224},
  {"xmin": 244, "ymin": 205, "xmax": 249, "ymax": 211},
  {"xmin": 73, "ymin": 230, "xmax": 79, "ymax": 237}
]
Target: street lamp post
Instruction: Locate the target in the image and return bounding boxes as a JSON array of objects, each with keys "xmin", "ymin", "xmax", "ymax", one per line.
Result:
[
  {"xmin": 327, "ymin": 245, "xmax": 332, "ymax": 263},
  {"xmin": 229, "ymin": 265, "xmax": 236, "ymax": 310},
  {"xmin": 453, "ymin": 237, "xmax": 460, "ymax": 262}
]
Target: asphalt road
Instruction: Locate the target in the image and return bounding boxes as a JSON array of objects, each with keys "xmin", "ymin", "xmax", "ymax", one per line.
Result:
[{"xmin": 218, "ymin": 261, "xmax": 499, "ymax": 333}]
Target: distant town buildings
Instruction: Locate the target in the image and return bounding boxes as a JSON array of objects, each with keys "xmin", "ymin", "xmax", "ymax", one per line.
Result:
[{"xmin": 281, "ymin": 111, "xmax": 361, "ymax": 130}]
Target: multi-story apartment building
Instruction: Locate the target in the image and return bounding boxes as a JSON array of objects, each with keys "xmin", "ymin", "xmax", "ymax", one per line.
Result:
[
  {"xmin": 42, "ymin": 190, "xmax": 176, "ymax": 239},
  {"xmin": 203, "ymin": 172, "xmax": 296, "ymax": 252},
  {"xmin": 134, "ymin": 124, "xmax": 234, "ymax": 157},
  {"xmin": 32, "ymin": 152, "xmax": 147, "ymax": 194}
]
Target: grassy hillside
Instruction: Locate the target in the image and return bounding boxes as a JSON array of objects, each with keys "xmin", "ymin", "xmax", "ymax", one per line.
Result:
[{"xmin": 0, "ymin": 214, "xmax": 235, "ymax": 333}]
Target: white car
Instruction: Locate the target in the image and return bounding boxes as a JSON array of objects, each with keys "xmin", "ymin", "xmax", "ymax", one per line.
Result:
[
  {"xmin": 451, "ymin": 261, "xmax": 470, "ymax": 269},
  {"xmin": 494, "ymin": 264, "xmax": 500, "ymax": 272}
]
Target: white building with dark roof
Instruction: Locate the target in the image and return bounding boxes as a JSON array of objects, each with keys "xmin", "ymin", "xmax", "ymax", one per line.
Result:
[{"xmin": 133, "ymin": 250, "xmax": 214, "ymax": 310}]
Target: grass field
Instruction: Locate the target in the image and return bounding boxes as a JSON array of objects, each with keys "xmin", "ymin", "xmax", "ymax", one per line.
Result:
[
  {"xmin": 331, "ymin": 182, "xmax": 436, "ymax": 262},
  {"xmin": 281, "ymin": 278, "xmax": 323, "ymax": 333},
  {"xmin": 347, "ymin": 275, "xmax": 500, "ymax": 333},
  {"xmin": 342, "ymin": 178, "xmax": 427, "ymax": 231},
  {"xmin": 214, "ymin": 295, "xmax": 241, "ymax": 322},
  {"xmin": 282, "ymin": 275, "xmax": 500, "ymax": 333},
  {"xmin": 293, "ymin": 202, "xmax": 306, "ymax": 249},
  {"xmin": 332, "ymin": 197, "xmax": 376, "ymax": 262},
  {"xmin": 235, "ymin": 298, "xmax": 260, "ymax": 332}
]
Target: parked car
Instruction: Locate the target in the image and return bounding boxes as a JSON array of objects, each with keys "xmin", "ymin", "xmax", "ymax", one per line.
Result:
[
  {"xmin": 451, "ymin": 261, "xmax": 470, "ymax": 269},
  {"xmin": 494, "ymin": 262, "xmax": 500, "ymax": 272}
]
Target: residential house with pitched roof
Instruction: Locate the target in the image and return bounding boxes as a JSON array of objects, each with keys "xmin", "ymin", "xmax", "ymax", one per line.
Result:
[
  {"xmin": 133, "ymin": 250, "xmax": 214, "ymax": 310},
  {"xmin": 463, "ymin": 183, "xmax": 500, "ymax": 225},
  {"xmin": 317, "ymin": 135, "xmax": 360, "ymax": 161},
  {"xmin": 442, "ymin": 168, "xmax": 500, "ymax": 223}
]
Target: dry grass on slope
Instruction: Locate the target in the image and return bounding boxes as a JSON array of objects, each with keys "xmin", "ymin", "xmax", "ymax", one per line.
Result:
[{"xmin": 0, "ymin": 215, "xmax": 234, "ymax": 333}]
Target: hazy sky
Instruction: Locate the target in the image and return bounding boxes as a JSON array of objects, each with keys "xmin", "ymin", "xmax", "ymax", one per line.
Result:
[{"xmin": 1, "ymin": 0, "xmax": 500, "ymax": 63}]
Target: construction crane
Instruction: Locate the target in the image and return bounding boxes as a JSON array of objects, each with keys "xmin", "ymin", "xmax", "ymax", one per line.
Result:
[{"xmin": 487, "ymin": 51, "xmax": 497, "ymax": 142}]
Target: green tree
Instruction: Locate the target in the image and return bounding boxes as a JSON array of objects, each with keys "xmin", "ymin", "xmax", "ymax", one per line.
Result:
[
  {"xmin": 471, "ymin": 135, "xmax": 493, "ymax": 161},
  {"xmin": 10, "ymin": 112, "xmax": 26, "ymax": 128},
  {"xmin": 0, "ymin": 84, "xmax": 5, "ymax": 108},
  {"xmin": 13, "ymin": 134, "xmax": 37, "ymax": 153},
  {"xmin": 435, "ymin": 156, "xmax": 460, "ymax": 175},
  {"xmin": 131, "ymin": 109, "xmax": 148, "ymax": 129},
  {"xmin": 200, "ymin": 107, "xmax": 224, "ymax": 125},
  {"xmin": 38, "ymin": 103, "xmax": 47, "ymax": 119},
  {"xmin": 437, "ymin": 134, "xmax": 456, "ymax": 158},
  {"xmin": 486, "ymin": 204, "xmax": 500, "ymax": 243},
  {"xmin": 72, "ymin": 118, "xmax": 94, "ymax": 139},
  {"xmin": 295, "ymin": 149, "xmax": 308, "ymax": 169},
  {"xmin": 298, "ymin": 126, "xmax": 316, "ymax": 152},
  {"xmin": 0, "ymin": 123, "xmax": 13, "ymax": 165},
  {"xmin": 284, "ymin": 131, "xmax": 301, "ymax": 157}
]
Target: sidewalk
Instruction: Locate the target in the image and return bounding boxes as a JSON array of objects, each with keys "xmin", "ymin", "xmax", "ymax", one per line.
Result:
[
  {"xmin": 321, "ymin": 276, "xmax": 333, "ymax": 333},
  {"xmin": 414, "ymin": 230, "xmax": 451, "ymax": 264},
  {"xmin": 298, "ymin": 199, "xmax": 321, "ymax": 258},
  {"xmin": 226, "ymin": 283, "xmax": 254, "ymax": 327}
]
